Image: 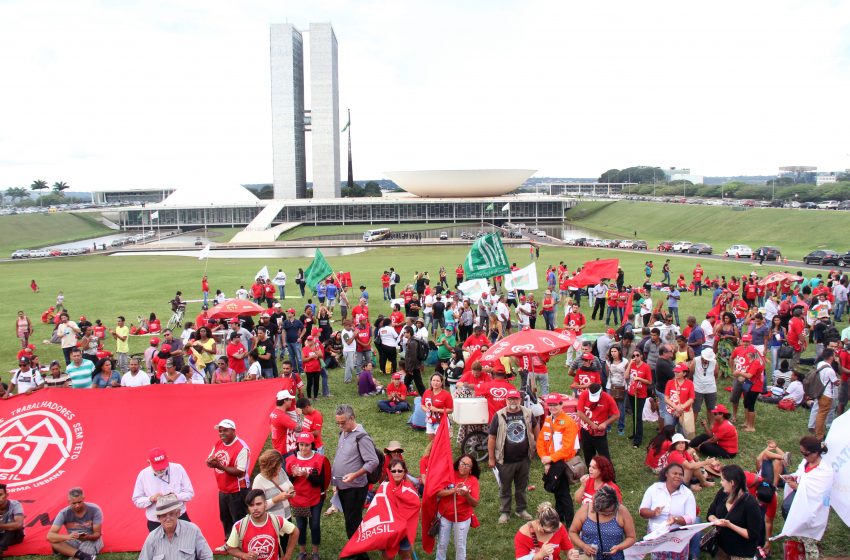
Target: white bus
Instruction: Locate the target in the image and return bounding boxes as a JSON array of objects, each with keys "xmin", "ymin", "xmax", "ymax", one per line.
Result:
[{"xmin": 363, "ymin": 228, "xmax": 391, "ymax": 242}]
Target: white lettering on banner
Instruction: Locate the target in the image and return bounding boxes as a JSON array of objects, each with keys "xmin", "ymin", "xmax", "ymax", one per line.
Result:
[
  {"xmin": 624, "ymin": 524, "xmax": 710, "ymax": 560},
  {"xmin": 0, "ymin": 402, "xmax": 84, "ymax": 490}
]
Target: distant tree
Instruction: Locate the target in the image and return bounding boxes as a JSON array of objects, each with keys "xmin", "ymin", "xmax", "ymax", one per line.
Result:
[
  {"xmin": 306, "ymin": 187, "xmax": 314, "ymax": 199},
  {"xmin": 52, "ymin": 181, "xmax": 70, "ymax": 194},
  {"xmin": 257, "ymin": 185, "xmax": 274, "ymax": 199},
  {"xmin": 4, "ymin": 187, "xmax": 28, "ymax": 203},
  {"xmin": 342, "ymin": 183, "xmax": 365, "ymax": 197},
  {"xmin": 598, "ymin": 166, "xmax": 666, "ymax": 184},
  {"xmin": 36, "ymin": 192, "xmax": 68, "ymax": 206},
  {"xmin": 363, "ymin": 181, "xmax": 382, "ymax": 197},
  {"xmin": 30, "ymin": 179, "xmax": 49, "ymax": 192},
  {"xmin": 837, "ymin": 172, "xmax": 850, "ymax": 182}
]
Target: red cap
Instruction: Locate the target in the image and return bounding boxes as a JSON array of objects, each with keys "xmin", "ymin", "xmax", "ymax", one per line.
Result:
[
  {"xmin": 27, "ymin": 343, "xmax": 35, "ymax": 350},
  {"xmin": 742, "ymin": 334, "xmax": 752, "ymax": 342},
  {"xmin": 582, "ymin": 352, "xmax": 594, "ymax": 361},
  {"xmin": 297, "ymin": 432, "xmax": 315, "ymax": 444},
  {"xmin": 150, "ymin": 336, "xmax": 161, "ymax": 346},
  {"xmin": 392, "ymin": 373, "xmax": 402, "ymax": 380},
  {"xmin": 711, "ymin": 404, "xmax": 730, "ymax": 415},
  {"xmin": 161, "ymin": 344, "xmax": 172, "ymax": 353},
  {"xmin": 674, "ymin": 363, "xmax": 689, "ymax": 372},
  {"xmin": 506, "ymin": 389, "xmax": 522, "ymax": 399},
  {"xmin": 606, "ymin": 328, "xmax": 616, "ymax": 335},
  {"xmin": 481, "ymin": 292, "xmax": 488, "ymax": 298},
  {"xmin": 229, "ymin": 318, "xmax": 239, "ymax": 324},
  {"xmin": 23, "ymin": 348, "xmax": 33, "ymax": 355},
  {"xmin": 80, "ymin": 315, "xmax": 87, "ymax": 321},
  {"xmin": 545, "ymin": 393, "xmax": 563, "ymax": 405},
  {"xmin": 520, "ymin": 295, "xmax": 526, "ymax": 301},
  {"xmin": 148, "ymin": 448, "xmax": 169, "ymax": 470}
]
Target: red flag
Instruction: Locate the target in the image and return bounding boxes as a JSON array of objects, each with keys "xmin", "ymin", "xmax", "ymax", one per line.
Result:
[
  {"xmin": 621, "ymin": 290, "xmax": 634, "ymax": 326},
  {"xmin": 340, "ymin": 480, "xmax": 420, "ymax": 558},
  {"xmin": 566, "ymin": 259, "xmax": 620, "ymax": 289},
  {"xmin": 420, "ymin": 416, "xmax": 454, "ymax": 553},
  {"xmin": 0, "ymin": 381, "xmax": 277, "ymax": 555},
  {"xmin": 338, "ymin": 271, "xmax": 352, "ymax": 287}
]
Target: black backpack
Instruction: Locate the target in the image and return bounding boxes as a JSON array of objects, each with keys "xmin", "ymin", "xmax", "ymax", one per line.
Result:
[
  {"xmin": 415, "ymin": 338, "xmax": 428, "ymax": 361},
  {"xmin": 355, "ymin": 432, "xmax": 384, "ymax": 485}
]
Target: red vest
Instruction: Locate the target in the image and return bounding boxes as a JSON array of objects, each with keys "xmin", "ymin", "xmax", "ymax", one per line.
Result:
[{"xmin": 212, "ymin": 437, "xmax": 250, "ymax": 493}]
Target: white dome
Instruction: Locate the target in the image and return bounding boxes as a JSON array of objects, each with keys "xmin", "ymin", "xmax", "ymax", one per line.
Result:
[{"xmin": 383, "ymin": 169, "xmax": 535, "ymax": 198}]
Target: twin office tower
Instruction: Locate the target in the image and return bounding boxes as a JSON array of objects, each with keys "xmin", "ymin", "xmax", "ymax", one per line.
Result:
[{"xmin": 271, "ymin": 23, "xmax": 340, "ymax": 199}]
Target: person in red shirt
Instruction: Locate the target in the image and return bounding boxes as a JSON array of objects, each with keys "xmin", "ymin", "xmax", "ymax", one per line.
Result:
[
  {"xmin": 540, "ymin": 291, "xmax": 557, "ymax": 330},
  {"xmin": 285, "ymin": 432, "xmax": 327, "ymax": 558},
  {"xmin": 475, "ymin": 369, "xmax": 516, "ymax": 423},
  {"xmin": 297, "ymin": 398, "xmax": 324, "ymax": 454},
  {"xmin": 263, "ymin": 282, "xmax": 276, "ymax": 306},
  {"xmin": 457, "ymin": 361, "xmax": 492, "ymax": 392},
  {"xmin": 743, "ymin": 279, "xmax": 759, "ymax": 308},
  {"xmin": 422, "ymin": 373, "xmax": 454, "ymax": 440},
  {"xmin": 666, "ymin": 433, "xmax": 718, "ymax": 489},
  {"xmin": 381, "ymin": 271, "xmax": 391, "ymax": 301},
  {"xmin": 571, "ymin": 353, "xmax": 601, "ymax": 397},
  {"xmin": 745, "ymin": 470, "xmax": 778, "ymax": 551},
  {"xmin": 728, "ymin": 276, "xmax": 740, "ymax": 295},
  {"xmin": 351, "ymin": 298, "xmax": 369, "ymax": 324},
  {"xmin": 436, "ymin": 454, "xmax": 480, "ymax": 557},
  {"xmin": 269, "ymin": 390, "xmax": 300, "ymax": 455},
  {"xmin": 627, "ymin": 350, "xmax": 653, "ymax": 447},
  {"xmin": 605, "ymin": 285, "xmax": 620, "ymax": 326},
  {"xmin": 740, "ymin": 347, "xmax": 765, "ymax": 433},
  {"xmin": 576, "ymin": 383, "xmax": 619, "ymax": 467},
  {"xmin": 462, "ymin": 326, "xmax": 489, "ymax": 352},
  {"xmin": 514, "ymin": 502, "xmax": 575, "ymax": 560},
  {"xmin": 787, "ymin": 307, "xmax": 806, "ymax": 368},
  {"xmin": 521, "ymin": 352, "xmax": 550, "ymax": 396},
  {"xmin": 664, "ymin": 363, "xmax": 695, "ymax": 435},
  {"xmin": 689, "ymin": 404, "xmax": 738, "ymax": 458},
  {"xmin": 278, "ymin": 360, "xmax": 304, "ymax": 398},
  {"xmin": 201, "ymin": 275, "xmax": 209, "ymax": 307},
  {"xmin": 401, "ymin": 286, "xmax": 414, "ymax": 304},
  {"xmin": 455, "ymin": 264, "xmax": 464, "ymax": 286},
  {"xmin": 225, "ymin": 333, "xmax": 247, "ymax": 378},
  {"xmin": 692, "ymin": 265, "xmax": 704, "ymax": 296},
  {"xmin": 302, "ymin": 337, "xmax": 324, "ymax": 399},
  {"xmin": 564, "ymin": 304, "xmax": 586, "ymax": 335},
  {"xmin": 378, "ymin": 373, "xmax": 410, "ymax": 413},
  {"xmin": 206, "ymin": 419, "xmax": 251, "ymax": 539},
  {"xmin": 390, "ymin": 304, "xmax": 405, "ymax": 334},
  {"xmin": 251, "ymin": 280, "xmax": 264, "ymax": 304},
  {"xmin": 645, "ymin": 426, "xmax": 674, "ymax": 471},
  {"xmin": 729, "ymin": 334, "xmax": 761, "ymax": 424}
]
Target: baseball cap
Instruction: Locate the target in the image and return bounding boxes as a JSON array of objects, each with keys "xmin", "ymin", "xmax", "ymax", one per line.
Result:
[
  {"xmin": 741, "ymin": 334, "xmax": 752, "ymax": 342},
  {"xmin": 582, "ymin": 352, "xmax": 594, "ymax": 361},
  {"xmin": 506, "ymin": 389, "xmax": 522, "ymax": 399},
  {"xmin": 229, "ymin": 318, "xmax": 239, "ymax": 324},
  {"xmin": 148, "ymin": 447, "xmax": 169, "ymax": 470},
  {"xmin": 520, "ymin": 295, "xmax": 526, "ymax": 301},
  {"xmin": 606, "ymin": 328, "xmax": 616, "ymax": 335},
  {"xmin": 215, "ymin": 419, "xmax": 236, "ymax": 430},
  {"xmin": 481, "ymin": 292, "xmax": 488, "ymax": 298},
  {"xmin": 274, "ymin": 302, "xmax": 282, "ymax": 308},
  {"xmin": 297, "ymin": 432, "xmax": 315, "ymax": 444},
  {"xmin": 711, "ymin": 404, "xmax": 730, "ymax": 415},
  {"xmin": 161, "ymin": 344, "xmax": 172, "ymax": 353},
  {"xmin": 674, "ymin": 363, "xmax": 689, "ymax": 372},
  {"xmin": 392, "ymin": 373, "xmax": 402, "ymax": 380},
  {"xmin": 277, "ymin": 390, "xmax": 295, "ymax": 401},
  {"xmin": 287, "ymin": 308, "xmax": 296, "ymax": 314},
  {"xmin": 545, "ymin": 393, "xmax": 563, "ymax": 405},
  {"xmin": 588, "ymin": 383, "xmax": 602, "ymax": 402},
  {"xmin": 19, "ymin": 356, "xmax": 30, "ymax": 365},
  {"xmin": 150, "ymin": 336, "xmax": 161, "ymax": 346}
]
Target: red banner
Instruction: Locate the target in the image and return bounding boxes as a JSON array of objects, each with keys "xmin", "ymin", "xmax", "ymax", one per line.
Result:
[
  {"xmin": 566, "ymin": 258, "xmax": 620, "ymax": 289},
  {"xmin": 0, "ymin": 381, "xmax": 278, "ymax": 555}
]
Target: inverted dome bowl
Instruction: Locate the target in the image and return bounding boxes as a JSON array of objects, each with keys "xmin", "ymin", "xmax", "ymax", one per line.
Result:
[{"xmin": 383, "ymin": 169, "xmax": 536, "ymax": 198}]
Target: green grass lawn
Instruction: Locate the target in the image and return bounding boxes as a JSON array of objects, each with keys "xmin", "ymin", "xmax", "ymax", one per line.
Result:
[
  {"xmin": 0, "ymin": 212, "xmax": 112, "ymax": 255},
  {"xmin": 277, "ymin": 222, "xmax": 479, "ymax": 241},
  {"xmin": 566, "ymin": 200, "xmax": 850, "ymax": 259},
  {"xmin": 204, "ymin": 227, "xmax": 242, "ymax": 242},
  {"xmin": 2, "ymin": 247, "xmax": 847, "ymax": 559}
]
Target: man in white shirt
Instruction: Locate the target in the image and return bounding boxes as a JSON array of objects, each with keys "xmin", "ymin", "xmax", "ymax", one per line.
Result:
[
  {"xmin": 272, "ymin": 269, "xmax": 287, "ymax": 300},
  {"xmin": 810, "ymin": 349, "xmax": 840, "ymax": 440},
  {"xmin": 121, "ymin": 357, "xmax": 151, "ymax": 387},
  {"xmin": 341, "ymin": 319, "xmax": 357, "ymax": 383},
  {"xmin": 422, "ymin": 292, "xmax": 435, "ymax": 331},
  {"xmin": 516, "ymin": 296, "xmax": 532, "ymax": 329},
  {"xmin": 700, "ymin": 314, "xmax": 716, "ymax": 349},
  {"xmin": 7, "ymin": 357, "xmax": 44, "ymax": 395},
  {"xmin": 235, "ymin": 286, "xmax": 249, "ymax": 300},
  {"xmin": 414, "ymin": 317, "xmax": 429, "ymax": 342},
  {"xmin": 132, "ymin": 448, "xmax": 195, "ymax": 531},
  {"xmin": 495, "ymin": 296, "xmax": 511, "ymax": 334}
]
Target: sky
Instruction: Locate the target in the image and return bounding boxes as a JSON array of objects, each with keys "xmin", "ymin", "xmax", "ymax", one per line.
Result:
[{"xmin": 1, "ymin": 0, "xmax": 849, "ymax": 190}]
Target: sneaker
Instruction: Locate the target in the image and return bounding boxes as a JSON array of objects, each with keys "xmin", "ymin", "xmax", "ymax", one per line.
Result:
[
  {"xmin": 498, "ymin": 513, "xmax": 509, "ymax": 524},
  {"xmin": 213, "ymin": 545, "xmax": 228, "ymax": 554},
  {"xmin": 76, "ymin": 553, "xmax": 94, "ymax": 560},
  {"xmin": 617, "ymin": 429, "xmax": 625, "ymax": 436},
  {"xmin": 296, "ymin": 553, "xmax": 308, "ymax": 560},
  {"xmin": 516, "ymin": 511, "xmax": 533, "ymax": 521},
  {"xmin": 312, "ymin": 553, "xmax": 321, "ymax": 560}
]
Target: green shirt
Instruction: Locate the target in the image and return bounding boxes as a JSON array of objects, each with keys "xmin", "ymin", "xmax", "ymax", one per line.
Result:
[
  {"xmin": 66, "ymin": 359, "xmax": 96, "ymax": 388},
  {"xmin": 436, "ymin": 334, "xmax": 456, "ymax": 360}
]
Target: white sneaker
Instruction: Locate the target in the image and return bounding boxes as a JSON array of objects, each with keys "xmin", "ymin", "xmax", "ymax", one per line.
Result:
[{"xmin": 498, "ymin": 513, "xmax": 509, "ymax": 524}]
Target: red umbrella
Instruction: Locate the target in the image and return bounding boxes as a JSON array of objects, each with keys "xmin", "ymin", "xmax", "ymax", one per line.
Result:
[
  {"xmin": 207, "ymin": 299, "xmax": 266, "ymax": 319},
  {"xmin": 481, "ymin": 327, "xmax": 575, "ymax": 362},
  {"xmin": 758, "ymin": 272, "xmax": 803, "ymax": 286}
]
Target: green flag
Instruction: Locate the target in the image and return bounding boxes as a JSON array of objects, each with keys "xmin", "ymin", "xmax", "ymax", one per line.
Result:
[
  {"xmin": 341, "ymin": 118, "xmax": 350, "ymax": 133},
  {"xmin": 485, "ymin": 203, "xmax": 494, "ymax": 212},
  {"xmin": 304, "ymin": 248, "xmax": 333, "ymax": 293},
  {"xmin": 464, "ymin": 233, "xmax": 510, "ymax": 280}
]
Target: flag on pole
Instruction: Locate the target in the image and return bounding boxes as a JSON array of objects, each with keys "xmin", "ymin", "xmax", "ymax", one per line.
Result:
[
  {"xmin": 150, "ymin": 211, "xmax": 159, "ymax": 220},
  {"xmin": 340, "ymin": 479, "xmax": 420, "ymax": 558},
  {"xmin": 255, "ymin": 266, "xmax": 269, "ymax": 281},
  {"xmin": 341, "ymin": 117, "xmax": 350, "ymax": 132},
  {"xmin": 420, "ymin": 417, "xmax": 455, "ymax": 553},
  {"xmin": 505, "ymin": 262, "xmax": 538, "ymax": 291},
  {"xmin": 501, "ymin": 202, "xmax": 510, "ymax": 212},
  {"xmin": 304, "ymin": 248, "xmax": 333, "ymax": 293},
  {"xmin": 463, "ymin": 233, "xmax": 511, "ymax": 280},
  {"xmin": 197, "ymin": 244, "xmax": 211, "ymax": 260},
  {"xmin": 457, "ymin": 278, "xmax": 491, "ymax": 301},
  {"xmin": 485, "ymin": 203, "xmax": 494, "ymax": 212},
  {"xmin": 621, "ymin": 290, "xmax": 634, "ymax": 326},
  {"xmin": 566, "ymin": 258, "xmax": 620, "ymax": 288}
]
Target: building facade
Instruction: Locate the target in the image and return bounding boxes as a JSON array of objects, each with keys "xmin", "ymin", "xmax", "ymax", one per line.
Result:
[{"xmin": 309, "ymin": 23, "xmax": 341, "ymax": 198}]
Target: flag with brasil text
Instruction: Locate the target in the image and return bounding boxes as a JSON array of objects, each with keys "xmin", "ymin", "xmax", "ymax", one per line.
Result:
[
  {"xmin": 485, "ymin": 202, "xmax": 494, "ymax": 212},
  {"xmin": 304, "ymin": 248, "xmax": 333, "ymax": 293},
  {"xmin": 464, "ymin": 232, "xmax": 511, "ymax": 280}
]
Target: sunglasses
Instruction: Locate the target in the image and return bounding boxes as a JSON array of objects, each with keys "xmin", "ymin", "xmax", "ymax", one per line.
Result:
[
  {"xmin": 459, "ymin": 462, "xmax": 473, "ymax": 468},
  {"xmin": 390, "ymin": 469, "xmax": 405, "ymax": 474}
]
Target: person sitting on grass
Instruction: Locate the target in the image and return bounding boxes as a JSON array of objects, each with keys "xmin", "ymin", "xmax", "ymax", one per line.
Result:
[
  {"xmin": 755, "ymin": 439, "xmax": 790, "ymax": 489},
  {"xmin": 378, "ymin": 372, "xmax": 409, "ymax": 413},
  {"xmin": 665, "ymin": 433, "xmax": 718, "ymax": 490},
  {"xmin": 358, "ymin": 362, "xmax": 382, "ymax": 396}
]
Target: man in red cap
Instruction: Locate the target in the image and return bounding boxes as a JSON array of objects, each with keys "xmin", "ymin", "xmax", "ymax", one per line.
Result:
[
  {"xmin": 132, "ymin": 448, "xmax": 195, "ymax": 531},
  {"xmin": 144, "ymin": 337, "xmax": 160, "ymax": 372},
  {"xmin": 570, "ymin": 353, "xmax": 602, "ymax": 397},
  {"xmin": 270, "ymin": 390, "xmax": 301, "ymax": 456},
  {"xmin": 535, "ymin": 393, "xmax": 580, "ymax": 526},
  {"xmin": 378, "ymin": 373, "xmax": 410, "ymax": 414},
  {"xmin": 488, "ymin": 388, "xmax": 539, "ymax": 524},
  {"xmin": 206, "ymin": 419, "xmax": 250, "ymax": 544},
  {"xmin": 576, "ymin": 383, "xmax": 619, "ymax": 467}
]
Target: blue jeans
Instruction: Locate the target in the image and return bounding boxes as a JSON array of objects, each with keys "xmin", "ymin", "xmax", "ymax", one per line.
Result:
[
  {"xmin": 668, "ymin": 307, "xmax": 680, "ymax": 325},
  {"xmin": 278, "ymin": 286, "xmax": 285, "ymax": 300},
  {"xmin": 295, "ymin": 501, "xmax": 323, "ymax": 546},
  {"xmin": 835, "ymin": 301, "xmax": 846, "ymax": 322},
  {"xmin": 286, "ymin": 342, "xmax": 303, "ymax": 372},
  {"xmin": 542, "ymin": 310, "xmax": 555, "ymax": 331},
  {"xmin": 378, "ymin": 400, "xmax": 410, "ymax": 413},
  {"xmin": 605, "ymin": 306, "xmax": 618, "ymax": 325},
  {"xmin": 261, "ymin": 367, "xmax": 274, "ymax": 379},
  {"xmin": 203, "ymin": 291, "xmax": 208, "ymax": 306},
  {"xmin": 616, "ymin": 392, "xmax": 626, "ymax": 432},
  {"xmin": 321, "ymin": 368, "xmax": 330, "ymax": 397},
  {"xmin": 656, "ymin": 388, "xmax": 674, "ymax": 426}
]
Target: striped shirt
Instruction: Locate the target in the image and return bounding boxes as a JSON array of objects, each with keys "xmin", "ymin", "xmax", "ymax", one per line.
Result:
[
  {"xmin": 138, "ymin": 520, "xmax": 213, "ymax": 560},
  {"xmin": 66, "ymin": 359, "xmax": 95, "ymax": 388}
]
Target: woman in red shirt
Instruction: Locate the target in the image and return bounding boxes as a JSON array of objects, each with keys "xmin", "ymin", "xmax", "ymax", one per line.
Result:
[
  {"xmin": 627, "ymin": 351, "xmax": 653, "ymax": 448},
  {"xmin": 689, "ymin": 404, "xmax": 738, "ymax": 458},
  {"xmin": 302, "ymin": 336, "xmax": 324, "ymax": 399},
  {"xmin": 422, "ymin": 373, "xmax": 454, "ymax": 441},
  {"xmin": 436, "ymin": 454, "xmax": 480, "ymax": 560},
  {"xmin": 514, "ymin": 501, "xmax": 577, "ymax": 560},
  {"xmin": 666, "ymin": 433, "xmax": 719, "ymax": 489},
  {"xmin": 540, "ymin": 291, "xmax": 556, "ymax": 331},
  {"xmin": 740, "ymin": 352, "xmax": 765, "ymax": 433},
  {"xmin": 645, "ymin": 426, "xmax": 674, "ymax": 473},
  {"xmin": 285, "ymin": 432, "xmax": 327, "ymax": 560},
  {"xmin": 664, "ymin": 363, "xmax": 695, "ymax": 436},
  {"xmin": 574, "ymin": 455, "xmax": 622, "ymax": 505}
]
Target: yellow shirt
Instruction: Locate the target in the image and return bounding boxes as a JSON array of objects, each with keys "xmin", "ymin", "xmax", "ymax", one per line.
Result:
[{"xmin": 115, "ymin": 325, "xmax": 130, "ymax": 353}]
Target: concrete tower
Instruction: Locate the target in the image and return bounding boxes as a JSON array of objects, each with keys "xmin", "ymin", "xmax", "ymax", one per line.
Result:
[{"xmin": 270, "ymin": 23, "xmax": 340, "ymax": 199}]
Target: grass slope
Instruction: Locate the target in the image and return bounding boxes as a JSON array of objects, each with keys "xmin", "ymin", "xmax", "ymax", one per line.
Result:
[
  {"xmin": 0, "ymin": 212, "xmax": 112, "ymax": 255},
  {"xmin": 277, "ymin": 222, "xmax": 478, "ymax": 241},
  {"xmin": 1, "ymin": 248, "xmax": 847, "ymax": 559},
  {"xmin": 567, "ymin": 200, "xmax": 850, "ymax": 258}
]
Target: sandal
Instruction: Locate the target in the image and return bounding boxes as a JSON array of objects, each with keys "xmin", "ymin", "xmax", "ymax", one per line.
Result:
[{"xmin": 323, "ymin": 505, "xmax": 339, "ymax": 516}]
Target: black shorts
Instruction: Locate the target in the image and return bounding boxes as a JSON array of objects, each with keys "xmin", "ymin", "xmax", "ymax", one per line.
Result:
[{"xmin": 743, "ymin": 390, "xmax": 759, "ymax": 412}]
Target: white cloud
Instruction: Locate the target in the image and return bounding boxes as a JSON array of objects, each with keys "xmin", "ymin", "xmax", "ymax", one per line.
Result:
[{"xmin": 0, "ymin": 0, "xmax": 848, "ymax": 191}]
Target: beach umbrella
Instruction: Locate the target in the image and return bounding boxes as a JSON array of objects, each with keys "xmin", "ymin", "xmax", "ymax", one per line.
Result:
[
  {"xmin": 481, "ymin": 327, "xmax": 575, "ymax": 361},
  {"xmin": 207, "ymin": 299, "xmax": 265, "ymax": 319}
]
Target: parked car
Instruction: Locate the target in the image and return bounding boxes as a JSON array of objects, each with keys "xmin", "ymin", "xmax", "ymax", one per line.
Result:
[
  {"xmin": 439, "ymin": 231, "xmax": 449, "ymax": 240},
  {"xmin": 687, "ymin": 243, "xmax": 713, "ymax": 255},
  {"xmin": 753, "ymin": 246, "xmax": 782, "ymax": 261},
  {"xmin": 11, "ymin": 249, "xmax": 30, "ymax": 259},
  {"xmin": 633, "ymin": 240, "xmax": 648, "ymax": 250},
  {"xmin": 194, "ymin": 237, "xmax": 204, "ymax": 246},
  {"xmin": 724, "ymin": 244, "xmax": 753, "ymax": 258},
  {"xmin": 802, "ymin": 250, "xmax": 840, "ymax": 266},
  {"xmin": 840, "ymin": 251, "xmax": 850, "ymax": 267},
  {"xmin": 657, "ymin": 241, "xmax": 673, "ymax": 252},
  {"xmin": 619, "ymin": 240, "xmax": 634, "ymax": 249},
  {"xmin": 672, "ymin": 241, "xmax": 693, "ymax": 252}
]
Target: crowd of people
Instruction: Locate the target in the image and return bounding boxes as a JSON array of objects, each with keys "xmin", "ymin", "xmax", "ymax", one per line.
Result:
[{"xmin": 3, "ymin": 258, "xmax": 847, "ymax": 560}]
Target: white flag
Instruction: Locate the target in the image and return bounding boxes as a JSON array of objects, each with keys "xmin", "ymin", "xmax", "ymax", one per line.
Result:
[
  {"xmin": 501, "ymin": 202, "xmax": 510, "ymax": 212},
  {"xmin": 255, "ymin": 266, "xmax": 270, "ymax": 280},
  {"xmin": 777, "ymin": 409, "xmax": 849, "ymax": 540},
  {"xmin": 197, "ymin": 244, "xmax": 211, "ymax": 260},
  {"xmin": 505, "ymin": 262, "xmax": 538, "ymax": 291},
  {"xmin": 457, "ymin": 278, "xmax": 491, "ymax": 302},
  {"xmin": 624, "ymin": 523, "xmax": 710, "ymax": 560},
  {"xmin": 150, "ymin": 211, "xmax": 159, "ymax": 220}
]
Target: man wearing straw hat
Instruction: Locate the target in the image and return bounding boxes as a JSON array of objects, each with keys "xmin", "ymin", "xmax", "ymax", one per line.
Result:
[{"xmin": 138, "ymin": 494, "xmax": 212, "ymax": 560}]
